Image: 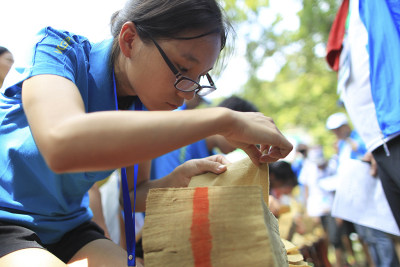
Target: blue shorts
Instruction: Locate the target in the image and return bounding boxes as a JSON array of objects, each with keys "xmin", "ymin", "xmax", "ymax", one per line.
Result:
[{"xmin": 0, "ymin": 220, "xmax": 107, "ymax": 263}]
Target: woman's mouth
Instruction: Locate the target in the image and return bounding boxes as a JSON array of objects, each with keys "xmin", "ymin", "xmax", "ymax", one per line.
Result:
[{"xmin": 167, "ymin": 103, "xmax": 179, "ymax": 110}]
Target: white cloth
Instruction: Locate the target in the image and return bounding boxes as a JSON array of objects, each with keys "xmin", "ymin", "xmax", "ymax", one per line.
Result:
[
  {"xmin": 299, "ymin": 159, "xmax": 334, "ymax": 217},
  {"xmin": 99, "ymin": 171, "xmax": 121, "ymax": 244},
  {"xmin": 340, "ymin": 0, "xmax": 384, "ymax": 152},
  {"xmin": 331, "ymin": 159, "xmax": 400, "ymax": 236}
]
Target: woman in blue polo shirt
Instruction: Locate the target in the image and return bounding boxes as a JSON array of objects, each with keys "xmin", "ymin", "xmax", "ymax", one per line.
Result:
[{"xmin": 0, "ymin": 0, "xmax": 293, "ymax": 266}]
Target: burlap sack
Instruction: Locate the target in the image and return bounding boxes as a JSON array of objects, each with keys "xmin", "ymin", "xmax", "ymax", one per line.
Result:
[
  {"xmin": 188, "ymin": 157, "xmax": 270, "ymax": 206},
  {"xmin": 143, "ymin": 157, "xmax": 288, "ymax": 267}
]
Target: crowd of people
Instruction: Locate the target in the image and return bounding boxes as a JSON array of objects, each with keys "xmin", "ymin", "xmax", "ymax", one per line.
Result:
[
  {"xmin": 1, "ymin": 0, "xmax": 400, "ymax": 266},
  {"xmin": 292, "ymin": 112, "xmax": 400, "ymax": 266}
]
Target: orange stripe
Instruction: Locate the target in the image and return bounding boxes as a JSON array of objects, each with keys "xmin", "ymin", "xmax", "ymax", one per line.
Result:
[{"xmin": 190, "ymin": 187, "xmax": 212, "ymax": 267}]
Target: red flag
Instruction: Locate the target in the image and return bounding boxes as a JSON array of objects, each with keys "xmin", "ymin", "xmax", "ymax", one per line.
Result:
[{"xmin": 326, "ymin": 0, "xmax": 349, "ymax": 71}]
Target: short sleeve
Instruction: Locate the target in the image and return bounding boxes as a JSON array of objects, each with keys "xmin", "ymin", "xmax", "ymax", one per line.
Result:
[
  {"xmin": 2, "ymin": 27, "xmax": 91, "ymax": 97},
  {"xmin": 30, "ymin": 27, "xmax": 84, "ymax": 83}
]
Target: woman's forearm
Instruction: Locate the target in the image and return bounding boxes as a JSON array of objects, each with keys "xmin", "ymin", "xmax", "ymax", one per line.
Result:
[{"xmin": 44, "ymin": 108, "xmax": 232, "ymax": 173}]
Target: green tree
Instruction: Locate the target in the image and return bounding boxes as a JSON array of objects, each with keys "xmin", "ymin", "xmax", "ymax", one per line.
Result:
[{"xmin": 224, "ymin": 0, "xmax": 344, "ymax": 157}]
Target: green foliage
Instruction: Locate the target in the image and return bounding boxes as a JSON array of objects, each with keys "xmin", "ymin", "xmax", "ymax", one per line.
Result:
[
  {"xmin": 222, "ymin": 0, "xmax": 269, "ymax": 22},
  {"xmin": 223, "ymin": 0, "xmax": 344, "ymax": 158},
  {"xmin": 213, "ymin": 0, "xmax": 270, "ymax": 76}
]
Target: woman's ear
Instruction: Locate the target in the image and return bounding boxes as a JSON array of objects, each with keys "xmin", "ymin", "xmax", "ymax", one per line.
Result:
[{"xmin": 118, "ymin": 21, "xmax": 140, "ymax": 58}]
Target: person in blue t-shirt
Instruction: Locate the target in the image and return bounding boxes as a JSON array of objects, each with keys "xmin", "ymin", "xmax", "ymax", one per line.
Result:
[
  {"xmin": 0, "ymin": 0, "xmax": 293, "ymax": 266},
  {"xmin": 150, "ymin": 96, "xmax": 260, "ymax": 180}
]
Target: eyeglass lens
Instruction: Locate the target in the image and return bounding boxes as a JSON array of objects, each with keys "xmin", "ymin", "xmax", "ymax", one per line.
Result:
[{"xmin": 175, "ymin": 78, "xmax": 199, "ymax": 91}]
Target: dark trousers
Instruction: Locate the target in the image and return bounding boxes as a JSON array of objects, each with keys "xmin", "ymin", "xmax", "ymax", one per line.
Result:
[{"xmin": 373, "ymin": 135, "xmax": 400, "ymax": 232}]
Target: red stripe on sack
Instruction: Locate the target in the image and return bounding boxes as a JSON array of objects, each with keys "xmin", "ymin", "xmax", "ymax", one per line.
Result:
[{"xmin": 190, "ymin": 187, "xmax": 212, "ymax": 267}]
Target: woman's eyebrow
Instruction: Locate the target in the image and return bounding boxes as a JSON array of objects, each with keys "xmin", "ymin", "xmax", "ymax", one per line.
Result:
[
  {"xmin": 180, "ymin": 52, "xmax": 214, "ymax": 74},
  {"xmin": 181, "ymin": 52, "xmax": 199, "ymax": 64}
]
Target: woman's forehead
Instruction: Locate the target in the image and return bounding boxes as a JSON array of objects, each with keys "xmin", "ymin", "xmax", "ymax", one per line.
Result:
[{"xmin": 167, "ymin": 35, "xmax": 221, "ymax": 64}]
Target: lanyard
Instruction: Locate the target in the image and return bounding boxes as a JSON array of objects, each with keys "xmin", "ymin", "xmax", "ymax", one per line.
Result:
[{"xmin": 113, "ymin": 71, "xmax": 142, "ymax": 267}]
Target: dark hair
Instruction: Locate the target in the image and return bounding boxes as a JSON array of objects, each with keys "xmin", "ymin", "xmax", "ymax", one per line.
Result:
[
  {"xmin": 110, "ymin": 0, "xmax": 231, "ymax": 65},
  {"xmin": 217, "ymin": 96, "xmax": 259, "ymax": 112},
  {"xmin": 269, "ymin": 161, "xmax": 298, "ymax": 187},
  {"xmin": 296, "ymin": 143, "xmax": 308, "ymax": 157},
  {"xmin": 0, "ymin": 46, "xmax": 10, "ymax": 56}
]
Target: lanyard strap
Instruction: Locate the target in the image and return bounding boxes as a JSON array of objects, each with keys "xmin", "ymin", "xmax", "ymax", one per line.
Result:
[{"xmin": 113, "ymin": 71, "xmax": 142, "ymax": 267}]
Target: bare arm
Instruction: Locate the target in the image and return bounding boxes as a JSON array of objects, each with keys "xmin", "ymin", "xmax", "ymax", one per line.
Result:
[{"xmin": 22, "ymin": 75, "xmax": 292, "ymax": 173}]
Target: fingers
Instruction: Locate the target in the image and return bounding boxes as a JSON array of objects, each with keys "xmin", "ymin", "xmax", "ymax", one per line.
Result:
[
  {"xmin": 191, "ymin": 157, "xmax": 227, "ymax": 175},
  {"xmin": 226, "ymin": 112, "xmax": 293, "ymax": 163},
  {"xmin": 176, "ymin": 156, "xmax": 228, "ymax": 179},
  {"xmin": 204, "ymin": 154, "xmax": 231, "ymax": 166},
  {"xmin": 242, "ymin": 142, "xmax": 293, "ymax": 165},
  {"xmin": 260, "ymin": 144, "xmax": 271, "ymax": 154},
  {"xmin": 260, "ymin": 144, "xmax": 293, "ymax": 163},
  {"xmin": 362, "ymin": 152, "xmax": 378, "ymax": 177},
  {"xmin": 168, "ymin": 156, "xmax": 229, "ymax": 188},
  {"xmin": 240, "ymin": 145, "xmax": 263, "ymax": 166},
  {"xmin": 269, "ymin": 136, "xmax": 294, "ymax": 159}
]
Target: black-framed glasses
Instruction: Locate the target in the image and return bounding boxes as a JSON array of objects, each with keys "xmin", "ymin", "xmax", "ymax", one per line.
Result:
[{"xmin": 148, "ymin": 36, "xmax": 217, "ymax": 97}]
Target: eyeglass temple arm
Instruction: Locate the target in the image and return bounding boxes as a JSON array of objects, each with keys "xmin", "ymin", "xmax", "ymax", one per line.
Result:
[
  {"xmin": 206, "ymin": 73, "xmax": 215, "ymax": 87},
  {"xmin": 149, "ymin": 36, "xmax": 181, "ymax": 78}
]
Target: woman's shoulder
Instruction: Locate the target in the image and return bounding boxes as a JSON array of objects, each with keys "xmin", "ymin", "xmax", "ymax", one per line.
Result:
[
  {"xmin": 1, "ymin": 27, "xmax": 94, "ymax": 97},
  {"xmin": 35, "ymin": 26, "xmax": 92, "ymax": 55}
]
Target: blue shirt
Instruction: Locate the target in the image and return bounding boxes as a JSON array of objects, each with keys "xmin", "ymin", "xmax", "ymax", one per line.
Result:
[
  {"xmin": 150, "ymin": 139, "xmax": 213, "ymax": 180},
  {"xmin": 0, "ymin": 27, "xmax": 120, "ymax": 243},
  {"xmin": 359, "ymin": 1, "xmax": 400, "ymax": 139}
]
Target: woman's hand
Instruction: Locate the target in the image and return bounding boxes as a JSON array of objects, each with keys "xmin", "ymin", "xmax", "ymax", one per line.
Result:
[
  {"xmin": 221, "ymin": 110, "xmax": 293, "ymax": 165},
  {"xmin": 362, "ymin": 152, "xmax": 378, "ymax": 177},
  {"xmin": 165, "ymin": 154, "xmax": 230, "ymax": 188}
]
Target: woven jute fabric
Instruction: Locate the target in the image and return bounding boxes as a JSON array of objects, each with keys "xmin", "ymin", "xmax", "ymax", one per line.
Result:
[
  {"xmin": 142, "ymin": 157, "xmax": 288, "ymax": 267},
  {"xmin": 188, "ymin": 157, "xmax": 270, "ymax": 206}
]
